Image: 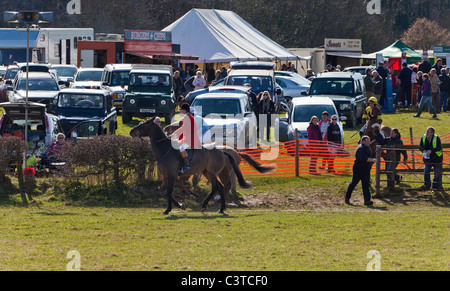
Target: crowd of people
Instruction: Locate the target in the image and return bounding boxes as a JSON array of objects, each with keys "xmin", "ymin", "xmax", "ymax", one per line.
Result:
[
  {"xmin": 301, "ymin": 59, "xmax": 448, "ymax": 206},
  {"xmin": 169, "ymin": 59, "xmax": 447, "ymax": 206}
]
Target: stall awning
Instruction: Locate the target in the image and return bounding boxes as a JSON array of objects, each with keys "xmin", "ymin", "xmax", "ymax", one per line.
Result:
[
  {"xmin": 126, "ymin": 51, "xmax": 198, "ymax": 61},
  {"xmin": 326, "ymin": 51, "xmax": 375, "ymax": 59},
  {"xmin": 0, "ymin": 29, "xmax": 40, "ymax": 49}
]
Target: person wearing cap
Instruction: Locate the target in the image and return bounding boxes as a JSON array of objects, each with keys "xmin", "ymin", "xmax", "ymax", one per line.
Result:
[
  {"xmin": 370, "ymin": 123, "xmax": 386, "ymax": 144},
  {"xmin": 171, "ymin": 103, "xmax": 202, "ymax": 174},
  {"xmin": 154, "ymin": 116, "xmax": 162, "ymax": 128},
  {"xmin": 360, "ymin": 97, "xmax": 382, "ymax": 137}
]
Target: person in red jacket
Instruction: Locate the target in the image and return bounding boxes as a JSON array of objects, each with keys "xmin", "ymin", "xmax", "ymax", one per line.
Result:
[
  {"xmin": 307, "ymin": 115, "xmax": 322, "ymax": 174},
  {"xmin": 172, "ymin": 103, "xmax": 202, "ymax": 174}
]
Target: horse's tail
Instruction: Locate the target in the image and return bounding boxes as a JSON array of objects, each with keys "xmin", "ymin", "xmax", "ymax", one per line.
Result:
[
  {"xmin": 223, "ymin": 152, "xmax": 253, "ymax": 189},
  {"xmin": 239, "ymin": 153, "xmax": 276, "ymax": 174}
]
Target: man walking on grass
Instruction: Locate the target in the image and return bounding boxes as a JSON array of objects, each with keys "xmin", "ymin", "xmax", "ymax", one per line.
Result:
[{"xmin": 345, "ymin": 135, "xmax": 376, "ymax": 206}]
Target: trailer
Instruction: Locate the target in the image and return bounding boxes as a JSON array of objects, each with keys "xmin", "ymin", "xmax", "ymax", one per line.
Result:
[{"xmin": 0, "ymin": 28, "xmax": 94, "ymax": 66}]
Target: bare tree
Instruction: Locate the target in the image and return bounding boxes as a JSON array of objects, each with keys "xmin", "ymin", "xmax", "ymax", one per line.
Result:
[{"xmin": 401, "ymin": 18, "xmax": 450, "ymax": 50}]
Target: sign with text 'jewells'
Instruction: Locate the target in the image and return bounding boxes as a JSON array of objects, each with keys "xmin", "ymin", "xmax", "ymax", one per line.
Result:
[
  {"xmin": 124, "ymin": 30, "xmax": 172, "ymax": 42},
  {"xmin": 324, "ymin": 38, "xmax": 362, "ymax": 52}
]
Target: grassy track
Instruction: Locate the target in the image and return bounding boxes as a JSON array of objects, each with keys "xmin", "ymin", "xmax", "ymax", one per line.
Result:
[
  {"xmin": 0, "ymin": 110, "xmax": 449, "ymax": 271},
  {"xmin": 0, "ymin": 199, "xmax": 448, "ymax": 271}
]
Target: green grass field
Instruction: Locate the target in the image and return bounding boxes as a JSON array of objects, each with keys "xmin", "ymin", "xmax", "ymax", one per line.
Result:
[{"xmin": 0, "ymin": 110, "xmax": 449, "ymax": 271}]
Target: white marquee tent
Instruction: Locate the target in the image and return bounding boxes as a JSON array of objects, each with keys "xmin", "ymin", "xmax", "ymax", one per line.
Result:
[{"xmin": 163, "ymin": 9, "xmax": 305, "ymax": 63}]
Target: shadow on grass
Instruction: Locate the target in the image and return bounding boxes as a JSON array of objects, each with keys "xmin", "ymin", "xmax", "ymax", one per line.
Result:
[{"xmin": 375, "ymin": 186, "xmax": 450, "ymax": 208}]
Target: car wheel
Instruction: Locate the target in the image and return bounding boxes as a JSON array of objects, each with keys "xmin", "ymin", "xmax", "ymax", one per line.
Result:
[{"xmin": 122, "ymin": 112, "xmax": 132, "ymax": 124}]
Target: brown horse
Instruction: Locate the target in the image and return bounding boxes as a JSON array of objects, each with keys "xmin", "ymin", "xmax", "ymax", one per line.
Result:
[
  {"xmin": 164, "ymin": 122, "xmax": 276, "ymax": 198},
  {"xmin": 130, "ymin": 117, "xmax": 256, "ymax": 214}
]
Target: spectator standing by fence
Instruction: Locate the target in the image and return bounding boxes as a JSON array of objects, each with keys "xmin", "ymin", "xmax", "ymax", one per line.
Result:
[
  {"xmin": 378, "ymin": 128, "xmax": 408, "ymax": 188},
  {"xmin": 318, "ymin": 111, "xmax": 331, "ymax": 170},
  {"xmin": 419, "ymin": 127, "xmax": 443, "ymax": 191},
  {"xmin": 345, "ymin": 135, "xmax": 375, "ymax": 206},
  {"xmin": 327, "ymin": 114, "xmax": 342, "ymax": 174},
  {"xmin": 307, "ymin": 116, "xmax": 322, "ymax": 175}
]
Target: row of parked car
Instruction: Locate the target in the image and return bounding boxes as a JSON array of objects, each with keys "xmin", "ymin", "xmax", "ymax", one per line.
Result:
[
  {"xmin": 183, "ymin": 63, "xmax": 369, "ymax": 145},
  {"xmin": 0, "ymin": 61, "xmax": 369, "ymax": 157},
  {"xmin": 0, "ymin": 63, "xmax": 121, "ymax": 160}
]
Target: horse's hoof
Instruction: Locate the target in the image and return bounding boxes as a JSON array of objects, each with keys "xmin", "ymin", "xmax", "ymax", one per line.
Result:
[
  {"xmin": 218, "ymin": 209, "xmax": 225, "ymax": 214},
  {"xmin": 163, "ymin": 210, "xmax": 170, "ymax": 215},
  {"xmin": 201, "ymin": 207, "xmax": 207, "ymax": 213},
  {"xmin": 181, "ymin": 204, "xmax": 186, "ymax": 211}
]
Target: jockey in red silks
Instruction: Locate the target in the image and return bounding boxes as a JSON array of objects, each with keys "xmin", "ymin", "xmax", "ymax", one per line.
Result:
[{"xmin": 172, "ymin": 103, "xmax": 202, "ymax": 173}]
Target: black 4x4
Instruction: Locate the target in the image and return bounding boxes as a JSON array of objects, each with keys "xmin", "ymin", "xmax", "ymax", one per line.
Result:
[
  {"xmin": 304, "ymin": 72, "xmax": 367, "ymax": 128},
  {"xmin": 122, "ymin": 65, "xmax": 175, "ymax": 123}
]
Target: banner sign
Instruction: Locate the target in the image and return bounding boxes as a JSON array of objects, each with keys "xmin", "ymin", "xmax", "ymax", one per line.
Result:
[
  {"xmin": 324, "ymin": 38, "xmax": 362, "ymax": 52},
  {"xmin": 124, "ymin": 30, "xmax": 172, "ymax": 42}
]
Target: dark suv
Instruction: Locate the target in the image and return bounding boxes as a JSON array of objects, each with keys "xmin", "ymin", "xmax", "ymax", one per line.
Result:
[
  {"xmin": 304, "ymin": 72, "xmax": 367, "ymax": 128},
  {"xmin": 122, "ymin": 65, "xmax": 175, "ymax": 123}
]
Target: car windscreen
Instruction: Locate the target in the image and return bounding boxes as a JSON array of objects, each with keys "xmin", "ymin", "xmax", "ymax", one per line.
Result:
[
  {"xmin": 293, "ymin": 105, "xmax": 337, "ymax": 123},
  {"xmin": 53, "ymin": 66, "xmax": 77, "ymax": 77},
  {"xmin": 129, "ymin": 73, "xmax": 171, "ymax": 87},
  {"xmin": 58, "ymin": 93, "xmax": 104, "ymax": 109},
  {"xmin": 5, "ymin": 68, "xmax": 19, "ymax": 79},
  {"xmin": 192, "ymin": 98, "xmax": 242, "ymax": 116},
  {"xmin": 309, "ymin": 78, "xmax": 354, "ymax": 96},
  {"xmin": 75, "ymin": 70, "xmax": 103, "ymax": 81},
  {"xmin": 289, "ymin": 75, "xmax": 311, "ymax": 86},
  {"xmin": 226, "ymin": 76, "xmax": 272, "ymax": 94},
  {"xmin": 111, "ymin": 71, "xmax": 130, "ymax": 85},
  {"xmin": 17, "ymin": 78, "xmax": 59, "ymax": 91}
]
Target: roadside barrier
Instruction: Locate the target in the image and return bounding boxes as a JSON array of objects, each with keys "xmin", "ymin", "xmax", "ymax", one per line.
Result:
[{"xmin": 238, "ymin": 132, "xmax": 450, "ymax": 185}]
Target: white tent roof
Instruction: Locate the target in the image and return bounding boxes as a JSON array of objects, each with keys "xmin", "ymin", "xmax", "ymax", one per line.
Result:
[{"xmin": 163, "ymin": 9, "xmax": 304, "ymax": 63}]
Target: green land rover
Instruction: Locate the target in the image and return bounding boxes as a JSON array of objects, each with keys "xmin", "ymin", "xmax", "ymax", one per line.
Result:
[{"xmin": 122, "ymin": 65, "xmax": 176, "ymax": 124}]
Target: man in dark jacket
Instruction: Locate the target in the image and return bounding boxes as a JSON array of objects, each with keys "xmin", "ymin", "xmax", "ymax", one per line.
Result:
[
  {"xmin": 418, "ymin": 58, "xmax": 432, "ymax": 74},
  {"xmin": 364, "ymin": 68, "xmax": 375, "ymax": 98},
  {"xmin": 439, "ymin": 68, "xmax": 450, "ymax": 112},
  {"xmin": 419, "ymin": 127, "xmax": 443, "ymax": 191},
  {"xmin": 397, "ymin": 62, "xmax": 412, "ymax": 106},
  {"xmin": 376, "ymin": 128, "xmax": 408, "ymax": 188},
  {"xmin": 345, "ymin": 135, "xmax": 376, "ymax": 206}
]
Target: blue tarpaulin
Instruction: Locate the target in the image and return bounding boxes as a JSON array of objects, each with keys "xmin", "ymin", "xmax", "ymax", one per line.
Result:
[{"xmin": 0, "ymin": 29, "xmax": 40, "ymax": 48}]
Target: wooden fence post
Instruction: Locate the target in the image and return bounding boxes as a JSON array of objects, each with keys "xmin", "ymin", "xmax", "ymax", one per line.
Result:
[{"xmin": 410, "ymin": 127, "xmax": 415, "ymax": 172}]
